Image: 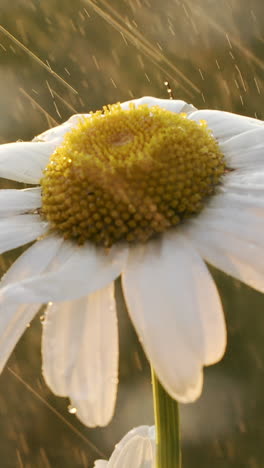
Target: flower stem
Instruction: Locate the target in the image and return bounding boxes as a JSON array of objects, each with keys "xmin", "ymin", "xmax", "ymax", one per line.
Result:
[{"xmin": 151, "ymin": 368, "xmax": 181, "ymax": 468}]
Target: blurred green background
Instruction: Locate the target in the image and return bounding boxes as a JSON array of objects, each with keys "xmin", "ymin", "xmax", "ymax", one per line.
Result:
[{"xmin": 1, "ymin": 0, "xmax": 264, "ymax": 466}]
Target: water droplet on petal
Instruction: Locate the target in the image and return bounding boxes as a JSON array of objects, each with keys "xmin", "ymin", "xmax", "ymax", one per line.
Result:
[{"xmin": 67, "ymin": 405, "xmax": 77, "ymax": 414}]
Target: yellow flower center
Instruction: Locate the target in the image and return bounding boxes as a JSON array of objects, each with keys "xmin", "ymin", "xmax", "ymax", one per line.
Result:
[{"xmin": 40, "ymin": 103, "xmax": 225, "ymax": 247}]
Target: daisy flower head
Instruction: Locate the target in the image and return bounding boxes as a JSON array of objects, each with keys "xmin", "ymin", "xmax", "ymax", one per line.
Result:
[
  {"xmin": 93, "ymin": 425, "xmax": 155, "ymax": 468},
  {"xmin": 0, "ymin": 96, "xmax": 264, "ymax": 427}
]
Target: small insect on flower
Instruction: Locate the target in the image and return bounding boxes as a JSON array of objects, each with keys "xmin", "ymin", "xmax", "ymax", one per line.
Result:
[{"xmin": 0, "ymin": 96, "xmax": 263, "ymax": 427}]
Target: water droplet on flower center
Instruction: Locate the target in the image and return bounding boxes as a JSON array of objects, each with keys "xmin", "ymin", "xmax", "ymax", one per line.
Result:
[{"xmin": 41, "ymin": 103, "xmax": 226, "ymax": 247}]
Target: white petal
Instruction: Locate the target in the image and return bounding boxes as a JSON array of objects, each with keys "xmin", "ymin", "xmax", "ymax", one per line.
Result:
[
  {"xmin": 1, "ymin": 235, "xmax": 63, "ymax": 286},
  {"xmin": 0, "ymin": 188, "xmax": 41, "ymax": 217},
  {"xmin": 186, "ymin": 217, "xmax": 264, "ymax": 293},
  {"xmin": 189, "ymin": 109, "xmax": 264, "ymax": 142},
  {"xmin": 0, "ymin": 215, "xmax": 48, "ymax": 254},
  {"xmin": 0, "ymin": 236, "xmax": 63, "ymax": 373},
  {"xmin": 109, "ymin": 436, "xmax": 153, "ymax": 468},
  {"xmin": 185, "ymin": 186, "xmax": 264, "ymax": 292},
  {"xmin": 190, "ymin": 199, "xmax": 264, "ymax": 249},
  {"xmin": 34, "ymin": 114, "xmax": 91, "ymax": 144},
  {"xmin": 122, "ymin": 233, "xmax": 225, "ymax": 402},
  {"xmin": 108, "ymin": 426, "xmax": 155, "ymax": 468},
  {"xmin": 190, "ymin": 235, "xmax": 264, "ymax": 294},
  {"xmin": 42, "ymin": 283, "xmax": 118, "ymax": 427},
  {"xmin": 222, "ymin": 190, "xmax": 264, "ymax": 216},
  {"xmin": 0, "ymin": 141, "xmax": 56, "ymax": 183},
  {"xmin": 0, "ymin": 303, "xmax": 40, "ymax": 372},
  {"xmin": 0, "ymin": 242, "xmax": 128, "ymax": 303},
  {"xmin": 220, "ymin": 170, "xmax": 264, "ymax": 196},
  {"xmin": 220, "ymin": 127, "xmax": 264, "ymax": 170},
  {"xmin": 211, "ymin": 190, "xmax": 264, "ymax": 217},
  {"xmin": 93, "ymin": 427, "xmax": 155, "ymax": 468},
  {"xmin": 120, "ymin": 96, "xmax": 195, "ymax": 114}
]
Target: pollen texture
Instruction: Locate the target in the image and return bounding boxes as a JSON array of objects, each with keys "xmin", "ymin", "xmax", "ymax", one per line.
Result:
[{"xmin": 40, "ymin": 103, "xmax": 226, "ymax": 246}]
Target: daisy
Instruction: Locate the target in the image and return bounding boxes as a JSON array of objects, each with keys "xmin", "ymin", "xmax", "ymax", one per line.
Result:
[
  {"xmin": 93, "ymin": 425, "xmax": 155, "ymax": 468},
  {"xmin": 0, "ymin": 96, "xmax": 263, "ymax": 427}
]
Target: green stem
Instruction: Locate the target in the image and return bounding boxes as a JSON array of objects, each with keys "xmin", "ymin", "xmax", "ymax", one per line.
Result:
[{"xmin": 151, "ymin": 368, "xmax": 181, "ymax": 468}]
